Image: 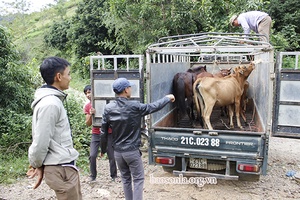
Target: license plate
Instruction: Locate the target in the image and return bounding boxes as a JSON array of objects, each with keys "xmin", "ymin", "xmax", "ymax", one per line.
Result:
[{"xmin": 189, "ymin": 158, "xmax": 207, "ymax": 169}]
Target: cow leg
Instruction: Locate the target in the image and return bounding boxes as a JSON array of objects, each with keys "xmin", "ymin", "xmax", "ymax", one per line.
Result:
[
  {"xmin": 240, "ymin": 98, "xmax": 247, "ymax": 123},
  {"xmin": 196, "ymin": 86, "xmax": 205, "ymax": 128},
  {"xmin": 235, "ymin": 101, "xmax": 243, "ymax": 129},
  {"xmin": 202, "ymin": 102, "xmax": 214, "ymax": 130},
  {"xmin": 186, "ymin": 97, "xmax": 194, "ymax": 123},
  {"xmin": 241, "ymin": 81, "xmax": 249, "ymax": 124},
  {"xmin": 228, "ymin": 105, "xmax": 234, "ymax": 129}
]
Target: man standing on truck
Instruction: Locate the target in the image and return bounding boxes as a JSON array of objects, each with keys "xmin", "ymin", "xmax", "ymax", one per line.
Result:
[
  {"xmin": 229, "ymin": 11, "xmax": 272, "ymax": 42},
  {"xmin": 101, "ymin": 77, "xmax": 175, "ymax": 200}
]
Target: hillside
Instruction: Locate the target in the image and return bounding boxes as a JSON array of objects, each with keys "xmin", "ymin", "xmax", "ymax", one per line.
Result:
[{"xmin": 0, "ymin": 0, "xmax": 81, "ymax": 62}]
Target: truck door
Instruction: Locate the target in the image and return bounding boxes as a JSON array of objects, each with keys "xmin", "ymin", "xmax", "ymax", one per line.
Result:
[
  {"xmin": 272, "ymin": 52, "xmax": 300, "ymax": 138},
  {"xmin": 90, "ymin": 55, "xmax": 144, "ymax": 126}
]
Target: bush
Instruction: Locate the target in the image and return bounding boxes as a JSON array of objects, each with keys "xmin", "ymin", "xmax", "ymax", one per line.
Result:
[
  {"xmin": 0, "ymin": 109, "xmax": 32, "ymax": 157},
  {"xmin": 65, "ymin": 90, "xmax": 91, "ymax": 172}
]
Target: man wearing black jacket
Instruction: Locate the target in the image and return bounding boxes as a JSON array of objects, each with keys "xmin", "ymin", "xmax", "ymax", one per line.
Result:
[{"xmin": 101, "ymin": 78, "xmax": 175, "ymax": 200}]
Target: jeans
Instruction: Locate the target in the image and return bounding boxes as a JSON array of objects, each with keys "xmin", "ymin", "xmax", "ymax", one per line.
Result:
[
  {"xmin": 107, "ymin": 133, "xmax": 117, "ymax": 178},
  {"xmin": 114, "ymin": 149, "xmax": 144, "ymax": 200}
]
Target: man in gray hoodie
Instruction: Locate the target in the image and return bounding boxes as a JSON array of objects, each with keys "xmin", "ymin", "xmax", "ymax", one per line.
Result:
[{"xmin": 28, "ymin": 56, "xmax": 82, "ymax": 200}]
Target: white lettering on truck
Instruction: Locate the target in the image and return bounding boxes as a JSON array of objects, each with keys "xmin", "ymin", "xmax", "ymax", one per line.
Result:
[
  {"xmin": 161, "ymin": 137, "xmax": 179, "ymax": 141},
  {"xmin": 225, "ymin": 141, "xmax": 254, "ymax": 146}
]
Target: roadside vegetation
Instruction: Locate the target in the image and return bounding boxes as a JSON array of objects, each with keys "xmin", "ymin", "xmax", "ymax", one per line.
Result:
[{"xmin": 0, "ymin": 0, "xmax": 299, "ymax": 184}]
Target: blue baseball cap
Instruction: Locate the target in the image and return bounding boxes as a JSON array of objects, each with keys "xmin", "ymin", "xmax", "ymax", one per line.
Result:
[{"xmin": 112, "ymin": 78, "xmax": 134, "ymax": 93}]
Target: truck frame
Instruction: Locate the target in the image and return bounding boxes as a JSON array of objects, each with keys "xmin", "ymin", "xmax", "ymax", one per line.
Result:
[
  {"xmin": 90, "ymin": 33, "xmax": 300, "ymax": 181},
  {"xmin": 145, "ymin": 33, "xmax": 274, "ymax": 181}
]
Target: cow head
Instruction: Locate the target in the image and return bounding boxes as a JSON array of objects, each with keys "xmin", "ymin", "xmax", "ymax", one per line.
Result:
[
  {"xmin": 219, "ymin": 67, "xmax": 232, "ymax": 77},
  {"xmin": 233, "ymin": 64, "xmax": 254, "ymax": 78},
  {"xmin": 188, "ymin": 65, "xmax": 207, "ymax": 74}
]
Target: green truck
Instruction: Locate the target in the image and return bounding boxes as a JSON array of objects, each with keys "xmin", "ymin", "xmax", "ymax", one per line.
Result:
[{"xmin": 90, "ymin": 33, "xmax": 300, "ymax": 181}]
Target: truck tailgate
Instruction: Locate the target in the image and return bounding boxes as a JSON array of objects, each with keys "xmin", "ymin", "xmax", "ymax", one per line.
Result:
[{"xmin": 151, "ymin": 128, "xmax": 266, "ymax": 160}]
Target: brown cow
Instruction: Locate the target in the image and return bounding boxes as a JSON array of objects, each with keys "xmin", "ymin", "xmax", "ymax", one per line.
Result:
[
  {"xmin": 193, "ymin": 68, "xmax": 232, "ymax": 120},
  {"xmin": 233, "ymin": 66, "xmax": 249, "ymax": 123},
  {"xmin": 194, "ymin": 64, "xmax": 254, "ymax": 130}
]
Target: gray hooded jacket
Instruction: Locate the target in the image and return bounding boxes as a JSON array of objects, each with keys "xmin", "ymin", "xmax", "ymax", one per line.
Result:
[{"xmin": 28, "ymin": 86, "xmax": 79, "ymax": 168}]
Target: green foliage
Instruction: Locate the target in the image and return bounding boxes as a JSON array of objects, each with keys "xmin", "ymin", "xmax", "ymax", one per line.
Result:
[
  {"xmin": 270, "ymin": 32, "xmax": 290, "ymax": 52},
  {"xmin": 281, "ymin": 55, "xmax": 300, "ymax": 69},
  {"xmin": 44, "ymin": 20, "xmax": 71, "ymax": 51},
  {"xmin": 104, "ymin": 0, "xmax": 206, "ymax": 54},
  {"xmin": 268, "ymin": 0, "xmax": 300, "ymax": 51},
  {"xmin": 71, "ymin": 55, "xmax": 93, "ymax": 80},
  {"xmin": 65, "ymin": 91, "xmax": 91, "ymax": 173},
  {"xmin": 0, "ymin": 26, "xmax": 41, "ymax": 114},
  {"xmin": 69, "ymin": 0, "xmax": 112, "ymax": 57},
  {"xmin": 0, "ymin": 108, "xmax": 32, "ymax": 156}
]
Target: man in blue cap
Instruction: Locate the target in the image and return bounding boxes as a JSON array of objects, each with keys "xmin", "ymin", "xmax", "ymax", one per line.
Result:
[{"xmin": 101, "ymin": 77, "xmax": 175, "ymax": 200}]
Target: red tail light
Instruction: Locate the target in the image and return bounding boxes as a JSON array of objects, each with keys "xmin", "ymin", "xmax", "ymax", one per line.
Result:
[
  {"xmin": 238, "ymin": 164, "xmax": 259, "ymax": 172},
  {"xmin": 155, "ymin": 157, "xmax": 174, "ymax": 165}
]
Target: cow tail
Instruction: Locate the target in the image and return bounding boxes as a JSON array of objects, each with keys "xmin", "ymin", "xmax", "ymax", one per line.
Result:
[{"xmin": 193, "ymin": 78, "xmax": 204, "ymax": 127}]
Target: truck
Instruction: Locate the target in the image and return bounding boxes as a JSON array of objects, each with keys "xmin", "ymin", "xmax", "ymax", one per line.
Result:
[{"xmin": 90, "ymin": 33, "xmax": 300, "ymax": 181}]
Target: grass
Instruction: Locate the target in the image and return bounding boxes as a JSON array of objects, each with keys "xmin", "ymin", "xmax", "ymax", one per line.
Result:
[{"xmin": 0, "ymin": 154, "xmax": 29, "ymax": 185}]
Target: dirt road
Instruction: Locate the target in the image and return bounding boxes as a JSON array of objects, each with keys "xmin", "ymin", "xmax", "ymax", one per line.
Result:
[{"xmin": 0, "ymin": 136, "xmax": 300, "ymax": 200}]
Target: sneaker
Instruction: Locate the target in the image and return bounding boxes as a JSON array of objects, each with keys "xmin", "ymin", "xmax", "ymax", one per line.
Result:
[
  {"xmin": 111, "ymin": 177, "xmax": 116, "ymax": 182},
  {"xmin": 88, "ymin": 177, "xmax": 96, "ymax": 183}
]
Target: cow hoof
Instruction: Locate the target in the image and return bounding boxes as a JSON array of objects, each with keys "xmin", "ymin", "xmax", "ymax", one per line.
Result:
[{"xmin": 239, "ymin": 126, "xmax": 244, "ymax": 130}]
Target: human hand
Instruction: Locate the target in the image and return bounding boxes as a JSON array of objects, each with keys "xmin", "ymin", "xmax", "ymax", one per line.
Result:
[
  {"xmin": 90, "ymin": 107, "xmax": 96, "ymax": 115},
  {"xmin": 26, "ymin": 166, "xmax": 44, "ymax": 189},
  {"xmin": 166, "ymin": 94, "xmax": 175, "ymax": 102}
]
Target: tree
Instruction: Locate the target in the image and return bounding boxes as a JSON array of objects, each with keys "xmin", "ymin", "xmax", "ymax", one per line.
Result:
[
  {"xmin": 0, "ymin": 26, "xmax": 40, "ymax": 113},
  {"xmin": 0, "ymin": 26, "xmax": 42, "ymax": 156},
  {"xmin": 44, "ymin": 20, "xmax": 71, "ymax": 51},
  {"xmin": 268, "ymin": 0, "xmax": 300, "ymax": 50},
  {"xmin": 69, "ymin": 0, "xmax": 112, "ymax": 57},
  {"xmin": 103, "ymin": 0, "xmax": 206, "ymax": 54}
]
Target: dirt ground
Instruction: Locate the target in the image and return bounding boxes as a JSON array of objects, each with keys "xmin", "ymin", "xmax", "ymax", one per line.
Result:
[{"xmin": 0, "ymin": 136, "xmax": 300, "ymax": 200}]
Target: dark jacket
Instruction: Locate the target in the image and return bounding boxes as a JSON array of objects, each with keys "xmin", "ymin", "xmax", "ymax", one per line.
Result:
[{"xmin": 101, "ymin": 96, "xmax": 171, "ymax": 152}]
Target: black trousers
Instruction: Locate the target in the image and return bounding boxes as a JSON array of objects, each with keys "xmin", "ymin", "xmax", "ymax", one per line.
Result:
[{"xmin": 107, "ymin": 133, "xmax": 117, "ymax": 178}]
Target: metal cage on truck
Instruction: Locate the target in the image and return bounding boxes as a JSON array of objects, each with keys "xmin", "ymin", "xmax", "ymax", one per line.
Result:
[
  {"xmin": 145, "ymin": 33, "xmax": 274, "ymax": 181},
  {"xmin": 273, "ymin": 52, "xmax": 300, "ymax": 138},
  {"xmin": 89, "ymin": 55, "xmax": 144, "ymax": 126}
]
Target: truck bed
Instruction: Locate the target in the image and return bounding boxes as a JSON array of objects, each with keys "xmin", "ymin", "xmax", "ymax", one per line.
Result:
[{"xmin": 154, "ymin": 98, "xmax": 261, "ymax": 132}]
